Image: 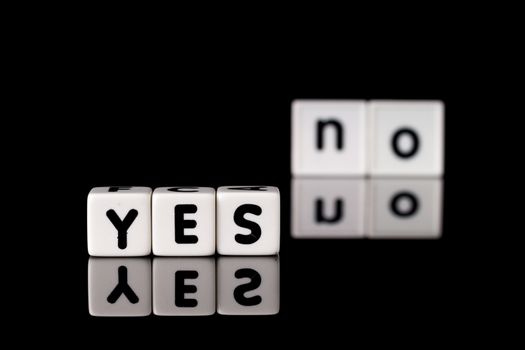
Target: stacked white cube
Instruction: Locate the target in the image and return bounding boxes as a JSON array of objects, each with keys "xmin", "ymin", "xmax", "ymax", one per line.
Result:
[
  {"xmin": 292, "ymin": 100, "xmax": 444, "ymax": 176},
  {"xmin": 87, "ymin": 186, "xmax": 280, "ymax": 256}
]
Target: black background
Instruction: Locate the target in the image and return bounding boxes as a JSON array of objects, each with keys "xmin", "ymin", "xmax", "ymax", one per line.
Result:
[{"xmin": 24, "ymin": 17, "xmax": 509, "ymax": 345}]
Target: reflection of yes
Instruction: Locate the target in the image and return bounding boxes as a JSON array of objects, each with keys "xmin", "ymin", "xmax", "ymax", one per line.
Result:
[
  {"xmin": 88, "ymin": 257, "xmax": 279, "ymax": 317},
  {"xmin": 292, "ymin": 178, "xmax": 442, "ymax": 238}
]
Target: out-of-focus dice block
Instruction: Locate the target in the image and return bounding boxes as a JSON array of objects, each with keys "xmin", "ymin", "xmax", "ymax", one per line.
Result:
[
  {"xmin": 292, "ymin": 100, "xmax": 367, "ymax": 176},
  {"xmin": 369, "ymin": 101, "xmax": 444, "ymax": 176}
]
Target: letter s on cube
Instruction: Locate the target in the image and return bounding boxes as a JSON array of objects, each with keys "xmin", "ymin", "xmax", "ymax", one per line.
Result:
[{"xmin": 217, "ymin": 186, "xmax": 280, "ymax": 256}]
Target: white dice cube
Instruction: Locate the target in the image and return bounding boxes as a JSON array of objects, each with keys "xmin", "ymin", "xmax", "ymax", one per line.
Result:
[
  {"xmin": 153, "ymin": 258, "xmax": 215, "ymax": 316},
  {"xmin": 217, "ymin": 257, "xmax": 279, "ymax": 315},
  {"xmin": 217, "ymin": 186, "xmax": 280, "ymax": 255},
  {"xmin": 152, "ymin": 187, "xmax": 215, "ymax": 256},
  {"xmin": 87, "ymin": 186, "xmax": 151, "ymax": 256},
  {"xmin": 88, "ymin": 258, "xmax": 151, "ymax": 317},
  {"xmin": 292, "ymin": 100, "xmax": 367, "ymax": 176},
  {"xmin": 368, "ymin": 179, "xmax": 443, "ymax": 238},
  {"xmin": 369, "ymin": 100, "xmax": 444, "ymax": 176}
]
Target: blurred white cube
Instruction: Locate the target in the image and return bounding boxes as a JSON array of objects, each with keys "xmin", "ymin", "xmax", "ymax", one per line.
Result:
[
  {"xmin": 369, "ymin": 100, "xmax": 444, "ymax": 176},
  {"xmin": 292, "ymin": 100, "xmax": 367, "ymax": 176}
]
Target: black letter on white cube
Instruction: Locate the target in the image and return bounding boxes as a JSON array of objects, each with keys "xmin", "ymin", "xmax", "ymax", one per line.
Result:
[
  {"xmin": 108, "ymin": 186, "xmax": 132, "ymax": 192},
  {"xmin": 234, "ymin": 204, "xmax": 262, "ymax": 244},
  {"xmin": 168, "ymin": 187, "xmax": 199, "ymax": 192},
  {"xmin": 228, "ymin": 186, "xmax": 267, "ymax": 191},
  {"xmin": 392, "ymin": 128, "xmax": 419, "ymax": 159},
  {"xmin": 175, "ymin": 204, "xmax": 198, "ymax": 244},
  {"xmin": 317, "ymin": 119, "xmax": 344, "ymax": 150},
  {"xmin": 106, "ymin": 209, "xmax": 139, "ymax": 249}
]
